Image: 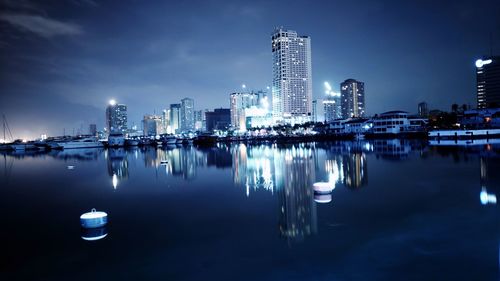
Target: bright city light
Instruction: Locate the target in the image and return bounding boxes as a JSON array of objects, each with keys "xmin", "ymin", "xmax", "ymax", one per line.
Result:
[
  {"xmin": 109, "ymin": 99, "xmax": 117, "ymax": 106},
  {"xmin": 475, "ymin": 59, "xmax": 492, "ymax": 68}
]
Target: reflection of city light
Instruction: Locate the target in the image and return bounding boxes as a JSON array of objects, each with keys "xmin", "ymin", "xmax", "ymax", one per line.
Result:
[
  {"xmin": 480, "ymin": 188, "xmax": 496, "ymax": 205},
  {"xmin": 112, "ymin": 174, "xmax": 118, "ymax": 189}
]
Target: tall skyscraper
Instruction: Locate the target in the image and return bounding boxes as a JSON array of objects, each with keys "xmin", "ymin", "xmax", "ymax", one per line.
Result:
[
  {"xmin": 340, "ymin": 79, "xmax": 365, "ymax": 119},
  {"xmin": 162, "ymin": 109, "xmax": 170, "ymax": 134},
  {"xmin": 170, "ymin": 104, "xmax": 181, "ymax": 134},
  {"xmin": 271, "ymin": 28, "xmax": 313, "ymax": 124},
  {"xmin": 476, "ymin": 57, "xmax": 500, "ymax": 109},
  {"xmin": 180, "ymin": 98, "xmax": 195, "ymax": 132},
  {"xmin": 323, "ymin": 82, "xmax": 341, "ymax": 122},
  {"xmin": 105, "ymin": 100, "xmax": 127, "ymax": 134},
  {"xmin": 418, "ymin": 102, "xmax": 429, "ymax": 117},
  {"xmin": 230, "ymin": 92, "xmax": 260, "ymax": 130}
]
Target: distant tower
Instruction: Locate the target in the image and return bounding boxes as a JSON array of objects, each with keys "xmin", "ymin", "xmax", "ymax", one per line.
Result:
[
  {"xmin": 180, "ymin": 98, "xmax": 195, "ymax": 132},
  {"xmin": 323, "ymin": 82, "xmax": 341, "ymax": 122},
  {"xmin": 476, "ymin": 56, "xmax": 500, "ymax": 109},
  {"xmin": 271, "ymin": 27, "xmax": 313, "ymax": 124},
  {"xmin": 89, "ymin": 124, "xmax": 97, "ymax": 136},
  {"xmin": 418, "ymin": 102, "xmax": 429, "ymax": 117},
  {"xmin": 169, "ymin": 104, "xmax": 181, "ymax": 134},
  {"xmin": 340, "ymin": 79, "xmax": 365, "ymax": 119},
  {"xmin": 105, "ymin": 100, "xmax": 127, "ymax": 134}
]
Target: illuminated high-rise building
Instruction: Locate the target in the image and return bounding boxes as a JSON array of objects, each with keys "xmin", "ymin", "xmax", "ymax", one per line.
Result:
[
  {"xmin": 230, "ymin": 92, "xmax": 260, "ymax": 130},
  {"xmin": 142, "ymin": 114, "xmax": 162, "ymax": 136},
  {"xmin": 169, "ymin": 103, "xmax": 181, "ymax": 134},
  {"xmin": 271, "ymin": 28, "xmax": 313, "ymax": 124},
  {"xmin": 323, "ymin": 82, "xmax": 341, "ymax": 122},
  {"xmin": 340, "ymin": 79, "xmax": 365, "ymax": 119},
  {"xmin": 476, "ymin": 56, "xmax": 500, "ymax": 109},
  {"xmin": 105, "ymin": 100, "xmax": 127, "ymax": 134},
  {"xmin": 180, "ymin": 98, "xmax": 195, "ymax": 132}
]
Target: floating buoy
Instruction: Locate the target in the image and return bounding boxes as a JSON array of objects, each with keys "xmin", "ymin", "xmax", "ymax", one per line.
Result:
[
  {"xmin": 81, "ymin": 226, "xmax": 108, "ymax": 241},
  {"xmin": 67, "ymin": 165, "xmax": 75, "ymax": 170},
  {"xmin": 80, "ymin": 208, "xmax": 108, "ymax": 228},
  {"xmin": 160, "ymin": 160, "xmax": 168, "ymax": 165},
  {"xmin": 314, "ymin": 193, "xmax": 332, "ymax": 204}
]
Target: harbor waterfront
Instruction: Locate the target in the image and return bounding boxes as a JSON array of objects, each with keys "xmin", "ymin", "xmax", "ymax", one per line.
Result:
[{"xmin": 1, "ymin": 141, "xmax": 499, "ymax": 280}]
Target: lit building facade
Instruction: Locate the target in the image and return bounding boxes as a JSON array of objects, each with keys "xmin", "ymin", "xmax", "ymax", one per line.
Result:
[
  {"xmin": 230, "ymin": 92, "xmax": 260, "ymax": 131},
  {"xmin": 418, "ymin": 102, "xmax": 428, "ymax": 117},
  {"xmin": 340, "ymin": 79, "xmax": 365, "ymax": 119},
  {"xmin": 169, "ymin": 103, "xmax": 181, "ymax": 134},
  {"xmin": 105, "ymin": 100, "xmax": 128, "ymax": 134},
  {"xmin": 476, "ymin": 56, "xmax": 500, "ymax": 109},
  {"xmin": 180, "ymin": 98, "xmax": 195, "ymax": 132},
  {"xmin": 271, "ymin": 28, "xmax": 313, "ymax": 124},
  {"xmin": 323, "ymin": 82, "xmax": 341, "ymax": 122},
  {"xmin": 143, "ymin": 114, "xmax": 163, "ymax": 136}
]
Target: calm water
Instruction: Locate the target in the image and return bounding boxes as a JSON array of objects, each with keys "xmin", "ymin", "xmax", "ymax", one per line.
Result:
[{"xmin": 1, "ymin": 140, "xmax": 499, "ymax": 280}]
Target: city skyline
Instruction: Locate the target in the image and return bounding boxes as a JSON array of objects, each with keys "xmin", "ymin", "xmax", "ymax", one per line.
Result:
[{"xmin": 1, "ymin": 0, "xmax": 500, "ymax": 139}]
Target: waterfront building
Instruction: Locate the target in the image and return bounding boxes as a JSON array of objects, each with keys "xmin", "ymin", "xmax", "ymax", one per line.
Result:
[
  {"xmin": 170, "ymin": 104, "xmax": 181, "ymax": 134},
  {"xmin": 271, "ymin": 28, "xmax": 313, "ymax": 124},
  {"xmin": 312, "ymin": 100, "xmax": 318, "ymax": 122},
  {"xmin": 105, "ymin": 100, "xmax": 127, "ymax": 134},
  {"xmin": 194, "ymin": 110, "xmax": 204, "ymax": 131},
  {"xmin": 180, "ymin": 98, "xmax": 195, "ymax": 132},
  {"xmin": 143, "ymin": 114, "xmax": 163, "ymax": 136},
  {"xmin": 340, "ymin": 79, "xmax": 365, "ymax": 119},
  {"xmin": 323, "ymin": 82, "xmax": 342, "ymax": 122},
  {"xmin": 161, "ymin": 109, "xmax": 170, "ymax": 134},
  {"xmin": 418, "ymin": 102, "xmax": 429, "ymax": 117},
  {"xmin": 206, "ymin": 108, "xmax": 231, "ymax": 132},
  {"xmin": 461, "ymin": 108, "xmax": 500, "ymax": 129},
  {"xmin": 476, "ymin": 56, "xmax": 500, "ymax": 109},
  {"xmin": 89, "ymin": 124, "xmax": 97, "ymax": 136},
  {"xmin": 230, "ymin": 92, "xmax": 260, "ymax": 131}
]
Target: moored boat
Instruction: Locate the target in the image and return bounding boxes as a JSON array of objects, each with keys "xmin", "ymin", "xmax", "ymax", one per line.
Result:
[{"xmin": 108, "ymin": 132, "xmax": 125, "ymax": 147}]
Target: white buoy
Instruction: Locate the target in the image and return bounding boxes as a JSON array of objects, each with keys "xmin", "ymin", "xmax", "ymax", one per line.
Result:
[
  {"xmin": 80, "ymin": 208, "xmax": 108, "ymax": 228},
  {"xmin": 67, "ymin": 165, "xmax": 75, "ymax": 170},
  {"xmin": 314, "ymin": 193, "xmax": 332, "ymax": 204},
  {"xmin": 81, "ymin": 226, "xmax": 108, "ymax": 241}
]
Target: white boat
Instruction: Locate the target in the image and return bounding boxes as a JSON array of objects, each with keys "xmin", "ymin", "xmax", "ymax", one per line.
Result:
[
  {"xmin": 428, "ymin": 129, "xmax": 500, "ymax": 140},
  {"xmin": 108, "ymin": 132, "xmax": 125, "ymax": 147},
  {"xmin": 58, "ymin": 137, "xmax": 104, "ymax": 149}
]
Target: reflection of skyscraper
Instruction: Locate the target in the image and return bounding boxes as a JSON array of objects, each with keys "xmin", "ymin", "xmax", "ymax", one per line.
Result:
[
  {"xmin": 106, "ymin": 100, "xmax": 127, "ymax": 134},
  {"xmin": 342, "ymin": 152, "xmax": 367, "ymax": 189},
  {"xmin": 232, "ymin": 144, "xmax": 275, "ymax": 196},
  {"xmin": 479, "ymin": 155, "xmax": 499, "ymax": 205},
  {"xmin": 106, "ymin": 148, "xmax": 129, "ymax": 189},
  {"xmin": 276, "ymin": 145, "xmax": 317, "ymax": 242}
]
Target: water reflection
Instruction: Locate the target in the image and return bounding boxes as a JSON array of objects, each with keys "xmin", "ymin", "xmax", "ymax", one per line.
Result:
[{"xmin": 106, "ymin": 148, "xmax": 129, "ymax": 189}]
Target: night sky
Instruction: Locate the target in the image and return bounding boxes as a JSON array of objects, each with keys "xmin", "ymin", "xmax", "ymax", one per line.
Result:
[{"xmin": 1, "ymin": 0, "xmax": 499, "ymax": 139}]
